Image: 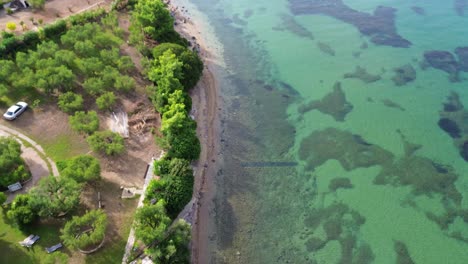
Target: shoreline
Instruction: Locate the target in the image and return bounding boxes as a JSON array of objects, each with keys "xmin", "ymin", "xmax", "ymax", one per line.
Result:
[{"xmin": 166, "ymin": 0, "xmax": 223, "ymax": 263}]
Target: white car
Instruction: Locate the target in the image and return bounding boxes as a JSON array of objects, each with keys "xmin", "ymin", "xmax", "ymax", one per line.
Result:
[{"xmin": 3, "ymin": 102, "xmax": 28, "ymax": 120}]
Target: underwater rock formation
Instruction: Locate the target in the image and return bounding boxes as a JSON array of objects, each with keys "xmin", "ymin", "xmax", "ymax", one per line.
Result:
[
  {"xmin": 438, "ymin": 118, "xmax": 461, "ymax": 138},
  {"xmin": 317, "ymin": 41, "xmax": 335, "ymax": 56},
  {"xmin": 299, "ymin": 128, "xmax": 394, "ymax": 171},
  {"xmin": 455, "ymin": 46, "xmax": 468, "ymax": 71},
  {"xmin": 394, "ymin": 241, "xmax": 415, "ymax": 264},
  {"xmin": 454, "ymin": 0, "xmax": 468, "ymax": 16},
  {"xmin": 329, "ymin": 177, "xmax": 353, "ymax": 191},
  {"xmin": 411, "ymin": 6, "xmax": 425, "ymax": 16},
  {"xmin": 382, "ymin": 99, "xmax": 405, "ymax": 111},
  {"xmin": 423, "ymin": 50, "xmax": 458, "ymax": 74},
  {"xmin": 344, "ymin": 66, "xmax": 381, "ymax": 83},
  {"xmin": 280, "ymin": 14, "xmax": 315, "ymax": 40},
  {"xmin": 375, "ymin": 155, "xmax": 462, "ymax": 204},
  {"xmin": 439, "ymin": 92, "xmax": 468, "ymax": 162},
  {"xmin": 392, "ymin": 64, "xmax": 416, "ymax": 86},
  {"xmin": 299, "ymin": 82, "xmax": 353, "ymax": 121},
  {"xmin": 289, "ymin": 0, "xmax": 411, "ymax": 47}
]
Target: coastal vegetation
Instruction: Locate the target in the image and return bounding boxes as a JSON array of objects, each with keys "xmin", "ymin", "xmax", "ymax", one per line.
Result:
[
  {"xmin": 0, "ymin": 137, "xmax": 30, "ymax": 189},
  {"xmin": 61, "ymin": 209, "xmax": 108, "ymax": 250}
]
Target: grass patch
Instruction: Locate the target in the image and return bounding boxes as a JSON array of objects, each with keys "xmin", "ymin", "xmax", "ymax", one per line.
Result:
[
  {"xmin": 0, "ymin": 207, "xmax": 66, "ymax": 264},
  {"xmin": 41, "ymin": 135, "xmax": 89, "ymax": 162}
]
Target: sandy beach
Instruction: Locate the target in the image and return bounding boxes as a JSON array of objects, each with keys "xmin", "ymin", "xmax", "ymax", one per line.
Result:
[{"xmin": 165, "ymin": 0, "xmax": 224, "ymax": 262}]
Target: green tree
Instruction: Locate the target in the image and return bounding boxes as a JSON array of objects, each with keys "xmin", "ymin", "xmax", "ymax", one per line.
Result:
[
  {"xmin": 0, "ymin": 192, "xmax": 7, "ymax": 205},
  {"xmin": 114, "ymin": 75, "xmax": 135, "ymax": 92},
  {"xmin": 133, "ymin": 0, "xmax": 175, "ymax": 42},
  {"xmin": 29, "ymin": 176, "xmax": 82, "ymax": 218},
  {"xmin": 7, "ymin": 194, "xmax": 36, "ymax": 225},
  {"xmin": 96, "ymin": 91, "xmax": 116, "ymax": 111},
  {"xmin": 43, "ymin": 252, "xmax": 68, "ymax": 264},
  {"xmin": 69, "ymin": 111, "xmax": 100, "ymax": 135},
  {"xmin": 57, "ymin": 155, "xmax": 101, "ymax": 183},
  {"xmin": 61, "ymin": 210, "xmax": 107, "ymax": 250},
  {"xmin": 152, "ymin": 43, "xmax": 203, "ymax": 90},
  {"xmin": 0, "ymin": 137, "xmax": 30, "ymax": 188},
  {"xmin": 58, "ymin": 92, "xmax": 84, "ymax": 113},
  {"xmin": 134, "ymin": 200, "xmax": 171, "ymax": 245},
  {"xmin": 87, "ymin": 130, "xmax": 125, "ymax": 156},
  {"xmin": 148, "ymin": 219, "xmax": 191, "ymax": 264},
  {"xmin": 83, "ymin": 77, "xmax": 106, "ymax": 96}
]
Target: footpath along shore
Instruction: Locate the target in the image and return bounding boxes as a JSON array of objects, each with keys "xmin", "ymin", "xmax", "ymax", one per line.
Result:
[{"xmin": 165, "ymin": 0, "xmax": 224, "ymax": 263}]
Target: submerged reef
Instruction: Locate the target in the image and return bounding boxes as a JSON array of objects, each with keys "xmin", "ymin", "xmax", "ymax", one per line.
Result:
[
  {"xmin": 303, "ymin": 203, "xmax": 371, "ymax": 263},
  {"xmin": 422, "ymin": 47, "xmax": 468, "ymax": 81},
  {"xmin": 289, "ymin": 0, "xmax": 411, "ymax": 47},
  {"xmin": 329, "ymin": 177, "xmax": 353, "ymax": 191},
  {"xmin": 382, "ymin": 99, "xmax": 405, "ymax": 111},
  {"xmin": 439, "ymin": 92, "xmax": 468, "ymax": 162},
  {"xmin": 317, "ymin": 42, "xmax": 335, "ymax": 56},
  {"xmin": 279, "ymin": 14, "xmax": 315, "ymax": 40},
  {"xmin": 410, "ymin": 6, "xmax": 425, "ymax": 16},
  {"xmin": 455, "ymin": 47, "xmax": 468, "ymax": 71},
  {"xmin": 344, "ymin": 66, "xmax": 381, "ymax": 83},
  {"xmin": 298, "ymin": 128, "xmax": 394, "ymax": 171},
  {"xmin": 299, "ymin": 82, "xmax": 353, "ymax": 121},
  {"xmin": 392, "ymin": 64, "xmax": 416, "ymax": 86},
  {"xmin": 394, "ymin": 241, "xmax": 415, "ymax": 264},
  {"xmin": 454, "ymin": 0, "xmax": 468, "ymax": 16},
  {"xmin": 423, "ymin": 50, "xmax": 458, "ymax": 74}
]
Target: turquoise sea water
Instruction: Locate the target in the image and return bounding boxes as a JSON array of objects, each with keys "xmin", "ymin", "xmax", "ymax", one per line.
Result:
[{"xmin": 186, "ymin": 0, "xmax": 468, "ymax": 263}]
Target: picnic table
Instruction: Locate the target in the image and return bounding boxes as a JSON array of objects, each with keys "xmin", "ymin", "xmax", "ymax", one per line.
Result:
[
  {"xmin": 46, "ymin": 243, "xmax": 63, "ymax": 253},
  {"xmin": 19, "ymin": 235, "xmax": 40, "ymax": 247}
]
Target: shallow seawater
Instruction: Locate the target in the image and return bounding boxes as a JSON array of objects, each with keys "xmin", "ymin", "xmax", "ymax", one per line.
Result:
[{"xmin": 186, "ymin": 0, "xmax": 468, "ymax": 263}]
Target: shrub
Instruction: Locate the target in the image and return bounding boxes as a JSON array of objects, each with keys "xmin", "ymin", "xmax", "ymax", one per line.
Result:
[
  {"xmin": 29, "ymin": 0, "xmax": 45, "ymax": 9},
  {"xmin": 43, "ymin": 20, "xmax": 67, "ymax": 39},
  {"xmin": 61, "ymin": 210, "xmax": 107, "ymax": 250},
  {"xmin": 57, "ymin": 155, "xmax": 101, "ymax": 183},
  {"xmin": 0, "ymin": 192, "xmax": 6, "ymax": 205},
  {"xmin": 58, "ymin": 92, "xmax": 84, "ymax": 113},
  {"xmin": 96, "ymin": 91, "xmax": 116, "ymax": 111},
  {"xmin": 22, "ymin": 31, "xmax": 41, "ymax": 47},
  {"xmin": 6, "ymin": 22, "xmax": 16, "ymax": 31},
  {"xmin": 0, "ymin": 137, "xmax": 30, "ymax": 188},
  {"xmin": 69, "ymin": 111, "xmax": 100, "ymax": 135},
  {"xmin": 29, "ymin": 176, "xmax": 82, "ymax": 218},
  {"xmin": 87, "ymin": 130, "xmax": 125, "ymax": 156},
  {"xmin": 7, "ymin": 194, "xmax": 36, "ymax": 225}
]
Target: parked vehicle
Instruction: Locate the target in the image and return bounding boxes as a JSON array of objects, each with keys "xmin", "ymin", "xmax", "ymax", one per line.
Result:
[{"xmin": 3, "ymin": 102, "xmax": 28, "ymax": 120}]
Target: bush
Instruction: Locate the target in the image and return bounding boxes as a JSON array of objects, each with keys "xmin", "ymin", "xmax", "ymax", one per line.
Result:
[
  {"xmin": 0, "ymin": 192, "xmax": 6, "ymax": 205},
  {"xmin": 69, "ymin": 111, "xmax": 100, "ymax": 135},
  {"xmin": 87, "ymin": 130, "xmax": 125, "ymax": 156},
  {"xmin": 29, "ymin": 0, "xmax": 45, "ymax": 9},
  {"xmin": 96, "ymin": 91, "xmax": 116, "ymax": 111},
  {"xmin": 22, "ymin": 31, "xmax": 41, "ymax": 47},
  {"xmin": 0, "ymin": 137, "xmax": 30, "ymax": 189},
  {"xmin": 61, "ymin": 210, "xmax": 107, "ymax": 250},
  {"xmin": 58, "ymin": 92, "xmax": 84, "ymax": 113},
  {"xmin": 29, "ymin": 176, "xmax": 82, "ymax": 218},
  {"xmin": 7, "ymin": 194, "xmax": 36, "ymax": 225},
  {"xmin": 57, "ymin": 155, "xmax": 101, "ymax": 183},
  {"xmin": 6, "ymin": 22, "xmax": 16, "ymax": 31},
  {"xmin": 43, "ymin": 20, "xmax": 67, "ymax": 39}
]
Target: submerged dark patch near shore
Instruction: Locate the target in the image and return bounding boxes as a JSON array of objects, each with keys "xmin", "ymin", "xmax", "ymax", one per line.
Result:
[
  {"xmin": 299, "ymin": 82, "xmax": 353, "ymax": 121},
  {"xmin": 289, "ymin": 0, "xmax": 411, "ymax": 47},
  {"xmin": 344, "ymin": 66, "xmax": 381, "ymax": 83}
]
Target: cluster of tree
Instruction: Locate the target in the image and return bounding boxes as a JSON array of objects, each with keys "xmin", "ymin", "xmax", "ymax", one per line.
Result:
[
  {"xmin": 134, "ymin": 200, "xmax": 191, "ymax": 263},
  {"xmin": 127, "ymin": 1, "xmax": 205, "ymax": 262},
  {"xmin": 61, "ymin": 209, "xmax": 107, "ymax": 250},
  {"xmin": 129, "ymin": 0, "xmax": 187, "ymax": 55},
  {"xmin": 7, "ymin": 154, "xmax": 102, "ymax": 225},
  {"xmin": 7, "ymin": 176, "xmax": 82, "ymax": 224},
  {"xmin": 0, "ymin": 137, "xmax": 30, "ymax": 189}
]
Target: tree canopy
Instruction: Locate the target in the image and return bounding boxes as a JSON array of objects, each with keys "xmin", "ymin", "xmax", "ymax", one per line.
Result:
[
  {"xmin": 0, "ymin": 137, "xmax": 30, "ymax": 188},
  {"xmin": 87, "ymin": 130, "xmax": 125, "ymax": 156},
  {"xmin": 148, "ymin": 219, "xmax": 191, "ymax": 264},
  {"xmin": 57, "ymin": 155, "xmax": 101, "ymax": 183},
  {"xmin": 58, "ymin": 92, "xmax": 84, "ymax": 113},
  {"xmin": 61, "ymin": 210, "xmax": 107, "ymax": 250},
  {"xmin": 29, "ymin": 176, "xmax": 82, "ymax": 218},
  {"xmin": 69, "ymin": 111, "xmax": 100, "ymax": 135},
  {"xmin": 134, "ymin": 200, "xmax": 171, "ymax": 245},
  {"xmin": 7, "ymin": 194, "xmax": 36, "ymax": 225}
]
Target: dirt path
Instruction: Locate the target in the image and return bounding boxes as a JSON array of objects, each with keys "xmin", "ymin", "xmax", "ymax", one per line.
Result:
[{"xmin": 0, "ymin": 124, "xmax": 59, "ymax": 203}]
